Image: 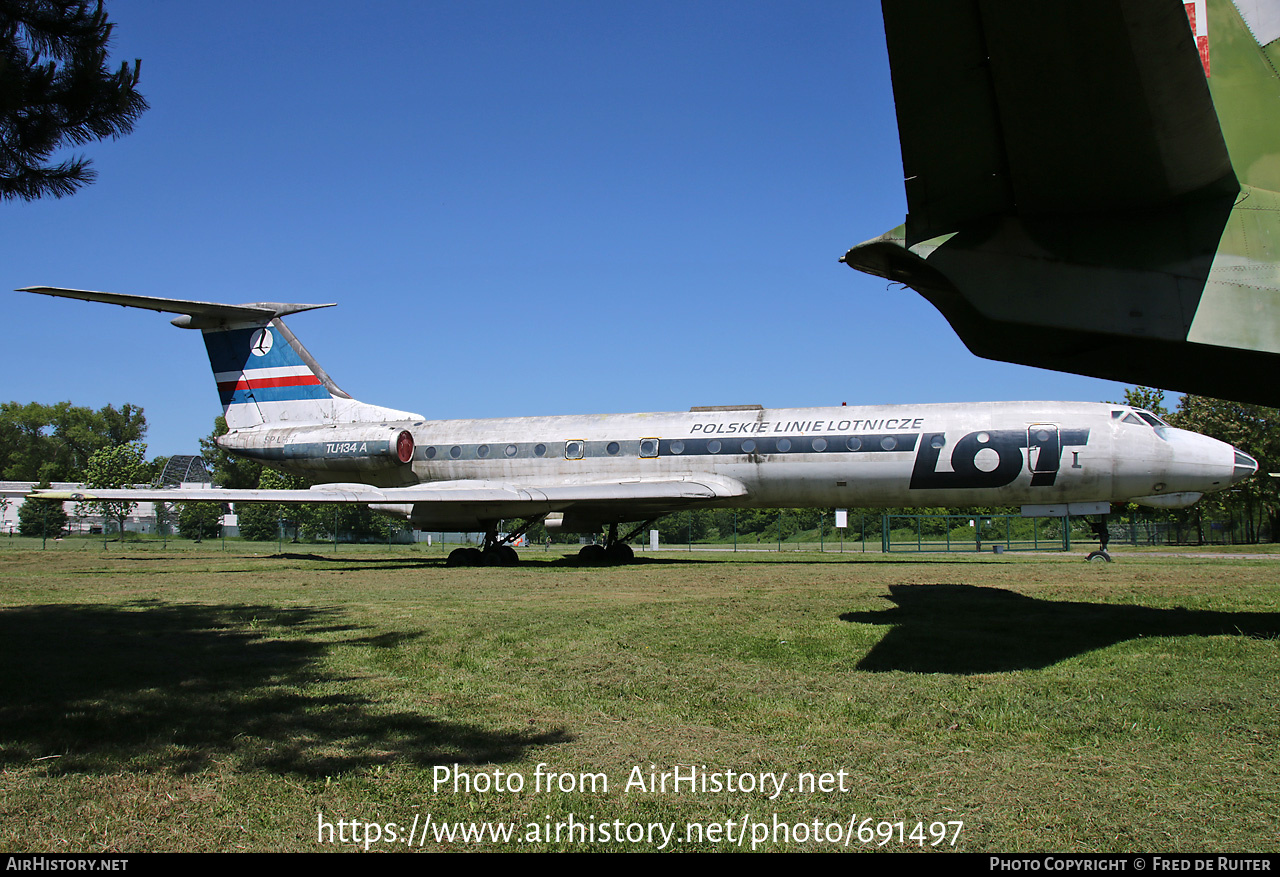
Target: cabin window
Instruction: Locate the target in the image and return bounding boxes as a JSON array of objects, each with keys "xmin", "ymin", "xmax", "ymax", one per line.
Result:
[
  {"xmin": 639, "ymin": 438, "xmax": 659, "ymax": 458},
  {"xmin": 505, "ymin": 444, "xmax": 518, "ymax": 457},
  {"xmin": 565, "ymin": 440, "xmax": 584, "ymax": 460},
  {"xmin": 425, "ymin": 446, "xmax": 437, "ymax": 459},
  {"xmin": 477, "ymin": 444, "xmax": 490, "ymax": 458},
  {"xmin": 846, "ymin": 437, "xmax": 862, "ymax": 451},
  {"xmin": 812, "ymin": 438, "xmax": 827, "ymax": 452},
  {"xmin": 881, "ymin": 436, "xmax": 897, "ymax": 450},
  {"xmin": 930, "ymin": 435, "xmax": 945, "ymax": 449},
  {"xmin": 449, "ymin": 446, "xmax": 462, "ymax": 459},
  {"xmin": 707, "ymin": 439, "xmax": 722, "ymax": 454},
  {"xmin": 606, "ymin": 441, "xmax": 620, "ymax": 455},
  {"xmin": 670, "ymin": 440, "xmax": 685, "ymax": 455},
  {"xmin": 741, "ymin": 439, "xmax": 757, "ymax": 453},
  {"xmin": 777, "ymin": 438, "xmax": 792, "ymax": 452},
  {"xmin": 534, "ymin": 443, "xmax": 547, "ymax": 457}
]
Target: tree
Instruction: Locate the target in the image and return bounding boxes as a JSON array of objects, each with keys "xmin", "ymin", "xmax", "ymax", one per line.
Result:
[
  {"xmin": 0, "ymin": 0, "xmax": 148, "ymax": 200},
  {"xmin": 235, "ymin": 501, "xmax": 280, "ymax": 542},
  {"xmin": 1168, "ymin": 396, "xmax": 1280, "ymax": 542},
  {"xmin": 234, "ymin": 468, "xmax": 302, "ymax": 542},
  {"xmin": 17, "ymin": 484, "xmax": 66, "ymax": 537},
  {"xmin": 82, "ymin": 441, "xmax": 147, "ymax": 539},
  {"xmin": 177, "ymin": 502, "xmax": 222, "ymax": 541},
  {"xmin": 0, "ymin": 401, "xmax": 146, "ymax": 482},
  {"xmin": 200, "ymin": 416, "xmax": 262, "ymax": 489},
  {"xmin": 301, "ymin": 503, "xmax": 398, "ymax": 543},
  {"xmin": 1118, "ymin": 386, "xmax": 1170, "ymax": 417}
]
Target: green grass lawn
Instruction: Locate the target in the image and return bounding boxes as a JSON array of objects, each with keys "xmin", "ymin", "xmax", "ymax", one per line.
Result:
[{"xmin": 0, "ymin": 543, "xmax": 1276, "ymax": 852}]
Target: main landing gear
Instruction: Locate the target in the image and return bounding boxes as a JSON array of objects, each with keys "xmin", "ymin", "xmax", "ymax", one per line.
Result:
[
  {"xmin": 575, "ymin": 520, "xmax": 657, "ymax": 566},
  {"xmin": 444, "ymin": 518, "xmax": 657, "ymax": 567},
  {"xmin": 446, "ymin": 517, "xmax": 544, "ymax": 567},
  {"xmin": 1086, "ymin": 514, "xmax": 1113, "ymax": 563}
]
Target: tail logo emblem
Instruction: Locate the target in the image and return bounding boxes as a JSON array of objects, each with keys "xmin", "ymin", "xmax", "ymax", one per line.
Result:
[{"xmin": 249, "ymin": 328, "xmax": 274, "ymax": 356}]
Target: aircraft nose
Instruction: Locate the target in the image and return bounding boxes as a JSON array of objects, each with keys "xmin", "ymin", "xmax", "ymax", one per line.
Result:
[
  {"xmin": 1231, "ymin": 448, "xmax": 1258, "ymax": 486},
  {"xmin": 1152, "ymin": 428, "xmax": 1255, "ymax": 498}
]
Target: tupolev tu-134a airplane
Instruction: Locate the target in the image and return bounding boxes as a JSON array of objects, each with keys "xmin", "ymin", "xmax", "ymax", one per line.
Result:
[{"xmin": 18, "ymin": 286, "xmax": 1257, "ymax": 566}]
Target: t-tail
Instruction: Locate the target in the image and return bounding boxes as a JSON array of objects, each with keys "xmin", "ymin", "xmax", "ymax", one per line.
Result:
[{"xmin": 17, "ymin": 287, "xmax": 422, "ymax": 431}]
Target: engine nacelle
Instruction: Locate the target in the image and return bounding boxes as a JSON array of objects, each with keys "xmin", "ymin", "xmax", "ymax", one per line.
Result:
[{"xmin": 219, "ymin": 425, "xmax": 415, "ymax": 472}]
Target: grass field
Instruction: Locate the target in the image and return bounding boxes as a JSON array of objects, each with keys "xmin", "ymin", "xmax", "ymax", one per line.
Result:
[{"xmin": 0, "ymin": 541, "xmax": 1277, "ymax": 852}]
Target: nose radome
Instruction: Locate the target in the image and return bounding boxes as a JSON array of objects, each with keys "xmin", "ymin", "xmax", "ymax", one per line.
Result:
[{"xmin": 1232, "ymin": 448, "xmax": 1258, "ymax": 486}]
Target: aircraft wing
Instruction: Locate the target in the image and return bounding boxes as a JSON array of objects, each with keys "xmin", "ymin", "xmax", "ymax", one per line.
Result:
[
  {"xmin": 879, "ymin": 0, "xmax": 1233, "ymax": 239},
  {"xmin": 27, "ymin": 476, "xmax": 748, "ymax": 528},
  {"xmin": 844, "ymin": 0, "xmax": 1280, "ymax": 407},
  {"xmin": 28, "ymin": 478, "xmax": 746, "ymax": 504}
]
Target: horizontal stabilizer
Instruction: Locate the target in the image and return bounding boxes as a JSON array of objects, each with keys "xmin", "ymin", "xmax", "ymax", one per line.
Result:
[{"xmin": 17, "ymin": 287, "xmax": 335, "ymax": 329}]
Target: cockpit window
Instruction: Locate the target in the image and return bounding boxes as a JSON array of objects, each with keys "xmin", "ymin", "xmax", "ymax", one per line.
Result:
[
  {"xmin": 1116, "ymin": 408, "xmax": 1170, "ymax": 438},
  {"xmin": 1124, "ymin": 409, "xmax": 1172, "ymax": 441}
]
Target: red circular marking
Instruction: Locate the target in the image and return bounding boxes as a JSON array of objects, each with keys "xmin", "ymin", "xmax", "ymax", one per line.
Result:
[{"xmin": 396, "ymin": 430, "xmax": 414, "ymax": 463}]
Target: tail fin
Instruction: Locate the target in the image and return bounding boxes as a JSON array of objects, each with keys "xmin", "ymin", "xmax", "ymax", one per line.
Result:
[{"xmin": 18, "ymin": 287, "xmax": 422, "ymax": 429}]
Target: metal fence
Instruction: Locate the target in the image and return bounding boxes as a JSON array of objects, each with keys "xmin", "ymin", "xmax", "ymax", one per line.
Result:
[
  {"xmin": 1104, "ymin": 514, "xmax": 1269, "ymax": 547},
  {"xmin": 881, "ymin": 514, "xmax": 1093, "ymax": 553}
]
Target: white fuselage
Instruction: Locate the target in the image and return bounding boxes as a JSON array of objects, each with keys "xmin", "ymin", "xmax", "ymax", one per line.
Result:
[{"xmin": 220, "ymin": 400, "xmax": 1247, "ymax": 530}]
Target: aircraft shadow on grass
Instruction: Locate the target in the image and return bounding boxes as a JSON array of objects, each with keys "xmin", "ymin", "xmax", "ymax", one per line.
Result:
[
  {"xmin": 0, "ymin": 601, "xmax": 570, "ymax": 776},
  {"xmin": 841, "ymin": 584, "xmax": 1280, "ymax": 674}
]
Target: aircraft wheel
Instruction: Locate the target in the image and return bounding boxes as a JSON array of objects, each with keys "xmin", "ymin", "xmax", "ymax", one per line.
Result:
[
  {"xmin": 481, "ymin": 547, "xmax": 510, "ymax": 566},
  {"xmin": 481, "ymin": 546, "xmax": 519, "ymax": 566},
  {"xmin": 1086, "ymin": 550, "xmax": 1112, "ymax": 563},
  {"xmin": 604, "ymin": 543, "xmax": 634, "ymax": 565},
  {"xmin": 578, "ymin": 544, "xmax": 606, "ymax": 565},
  {"xmin": 447, "ymin": 547, "xmax": 483, "ymax": 567}
]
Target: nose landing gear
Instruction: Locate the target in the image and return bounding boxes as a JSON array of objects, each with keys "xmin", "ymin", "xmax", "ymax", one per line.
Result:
[{"xmin": 1086, "ymin": 515, "xmax": 1112, "ymax": 562}]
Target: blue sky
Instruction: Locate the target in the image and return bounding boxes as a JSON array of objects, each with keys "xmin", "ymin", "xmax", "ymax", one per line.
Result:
[{"xmin": 5, "ymin": 1, "xmax": 1133, "ymax": 457}]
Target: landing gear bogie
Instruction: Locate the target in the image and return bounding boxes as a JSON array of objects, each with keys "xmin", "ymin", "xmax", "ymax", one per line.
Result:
[
  {"xmin": 577, "ymin": 543, "xmax": 607, "ymax": 565},
  {"xmin": 575, "ymin": 542, "xmax": 636, "ymax": 566},
  {"xmin": 604, "ymin": 543, "xmax": 634, "ymax": 565},
  {"xmin": 446, "ymin": 519, "xmax": 542, "ymax": 567},
  {"xmin": 447, "ymin": 545, "xmax": 520, "ymax": 567},
  {"xmin": 447, "ymin": 547, "xmax": 483, "ymax": 567}
]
